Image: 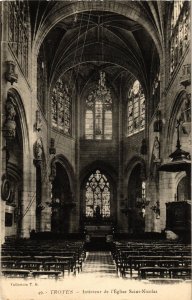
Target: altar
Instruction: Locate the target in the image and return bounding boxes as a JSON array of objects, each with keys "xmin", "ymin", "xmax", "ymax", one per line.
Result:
[{"xmin": 83, "ymin": 217, "xmax": 114, "ymax": 243}]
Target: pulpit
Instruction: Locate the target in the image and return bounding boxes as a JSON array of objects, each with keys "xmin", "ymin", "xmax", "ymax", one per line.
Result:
[{"xmin": 166, "ymin": 201, "xmax": 191, "ymax": 234}]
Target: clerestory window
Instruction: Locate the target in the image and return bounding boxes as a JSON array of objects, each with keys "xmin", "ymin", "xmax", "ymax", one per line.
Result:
[
  {"xmin": 127, "ymin": 80, "xmax": 145, "ymax": 136},
  {"xmin": 170, "ymin": 1, "xmax": 189, "ymax": 75},
  {"xmin": 51, "ymin": 78, "xmax": 72, "ymax": 136}
]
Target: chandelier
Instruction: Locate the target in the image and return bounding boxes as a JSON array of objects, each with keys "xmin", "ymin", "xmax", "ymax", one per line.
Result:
[
  {"xmin": 96, "ymin": 70, "xmax": 108, "ymax": 97},
  {"xmin": 136, "ymin": 197, "xmax": 150, "ymax": 209}
]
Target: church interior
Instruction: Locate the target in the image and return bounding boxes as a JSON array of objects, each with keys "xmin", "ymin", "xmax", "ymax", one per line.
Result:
[{"xmin": 0, "ymin": 1, "xmax": 191, "ymax": 282}]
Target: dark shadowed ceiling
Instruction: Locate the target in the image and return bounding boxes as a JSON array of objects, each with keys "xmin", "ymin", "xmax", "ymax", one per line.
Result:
[{"xmin": 30, "ymin": 2, "xmax": 161, "ymax": 95}]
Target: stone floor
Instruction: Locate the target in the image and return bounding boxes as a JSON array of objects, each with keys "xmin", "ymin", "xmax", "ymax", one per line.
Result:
[{"xmin": 81, "ymin": 251, "xmax": 118, "ymax": 278}]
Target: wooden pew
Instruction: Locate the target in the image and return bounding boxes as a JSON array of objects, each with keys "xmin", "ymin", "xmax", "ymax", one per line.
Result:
[
  {"xmin": 17, "ymin": 261, "xmax": 42, "ymax": 271},
  {"xmin": 140, "ymin": 267, "xmax": 168, "ymax": 279},
  {"xmin": 169, "ymin": 267, "xmax": 191, "ymax": 279},
  {"xmin": 54, "ymin": 256, "xmax": 76, "ymax": 273},
  {"xmin": 119, "ymin": 255, "xmax": 190, "ymax": 278},
  {"xmin": 44, "ymin": 261, "xmax": 71, "ymax": 276},
  {"xmin": 136, "ymin": 260, "xmax": 180, "ymax": 276},
  {"xmin": 1, "ymin": 269, "xmax": 30, "ymax": 278},
  {"xmin": 1, "ymin": 261, "xmax": 17, "ymax": 268},
  {"xmin": 31, "ymin": 270, "xmax": 61, "ymax": 279}
]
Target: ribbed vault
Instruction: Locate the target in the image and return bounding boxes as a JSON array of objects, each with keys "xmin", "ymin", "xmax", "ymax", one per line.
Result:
[{"xmin": 31, "ymin": 1, "xmax": 162, "ymax": 97}]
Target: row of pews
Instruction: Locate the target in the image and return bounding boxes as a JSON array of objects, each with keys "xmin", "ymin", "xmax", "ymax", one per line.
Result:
[
  {"xmin": 1, "ymin": 239, "xmax": 86, "ymax": 279},
  {"xmin": 112, "ymin": 240, "xmax": 191, "ymax": 280}
]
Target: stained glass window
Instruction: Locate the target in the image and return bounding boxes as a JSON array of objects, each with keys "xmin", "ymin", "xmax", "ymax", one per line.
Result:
[
  {"xmin": 85, "ymin": 170, "xmax": 111, "ymax": 218},
  {"xmin": 127, "ymin": 80, "xmax": 145, "ymax": 136},
  {"xmin": 51, "ymin": 78, "xmax": 72, "ymax": 135},
  {"xmin": 8, "ymin": 1, "xmax": 29, "ymax": 77},
  {"xmin": 85, "ymin": 71, "xmax": 112, "ymax": 140},
  {"xmin": 170, "ymin": 1, "xmax": 190, "ymax": 76},
  {"xmin": 171, "ymin": 1, "xmax": 185, "ymax": 32}
]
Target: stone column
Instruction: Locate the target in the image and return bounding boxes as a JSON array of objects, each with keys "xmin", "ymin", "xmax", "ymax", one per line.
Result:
[
  {"xmin": 75, "ymin": 87, "xmax": 80, "ymax": 233},
  {"xmin": 20, "ymin": 174, "xmax": 36, "ymax": 238},
  {"xmin": 20, "ymin": 145, "xmax": 36, "ymax": 238},
  {"xmin": 40, "ymin": 178, "xmax": 52, "ymax": 232},
  {"xmin": 117, "ymin": 81, "xmax": 125, "ymax": 233},
  {"xmin": 68, "ymin": 203, "xmax": 78, "ymax": 233}
]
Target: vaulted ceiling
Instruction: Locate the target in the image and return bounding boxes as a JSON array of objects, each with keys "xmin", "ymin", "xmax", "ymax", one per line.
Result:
[{"xmin": 29, "ymin": 1, "xmax": 164, "ymax": 95}]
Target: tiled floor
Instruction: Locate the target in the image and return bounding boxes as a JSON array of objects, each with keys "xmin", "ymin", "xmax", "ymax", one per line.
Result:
[{"xmin": 81, "ymin": 251, "xmax": 118, "ymax": 278}]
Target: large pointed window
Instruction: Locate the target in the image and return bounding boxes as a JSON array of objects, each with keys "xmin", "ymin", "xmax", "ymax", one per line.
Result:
[
  {"xmin": 85, "ymin": 170, "xmax": 111, "ymax": 218},
  {"xmin": 85, "ymin": 71, "xmax": 112, "ymax": 140},
  {"xmin": 170, "ymin": 1, "xmax": 189, "ymax": 76},
  {"xmin": 51, "ymin": 78, "xmax": 72, "ymax": 136},
  {"xmin": 127, "ymin": 80, "xmax": 145, "ymax": 136},
  {"xmin": 8, "ymin": 1, "xmax": 29, "ymax": 77}
]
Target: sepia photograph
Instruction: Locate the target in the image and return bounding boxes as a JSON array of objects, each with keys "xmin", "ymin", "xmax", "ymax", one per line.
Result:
[{"xmin": 0, "ymin": 1, "xmax": 191, "ymax": 300}]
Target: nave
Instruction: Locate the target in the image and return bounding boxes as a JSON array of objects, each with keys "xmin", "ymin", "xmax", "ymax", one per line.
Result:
[
  {"xmin": 1, "ymin": 0, "xmax": 191, "ymax": 244},
  {"xmin": 0, "ymin": 4, "xmax": 191, "ymax": 300},
  {"xmin": 1, "ymin": 238, "xmax": 191, "ymax": 282}
]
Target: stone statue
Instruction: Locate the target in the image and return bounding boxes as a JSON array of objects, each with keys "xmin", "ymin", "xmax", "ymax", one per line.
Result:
[
  {"xmin": 49, "ymin": 160, "xmax": 56, "ymax": 182},
  {"xmin": 3, "ymin": 96, "xmax": 17, "ymax": 139},
  {"xmin": 33, "ymin": 139, "xmax": 43, "ymax": 161},
  {"xmin": 150, "ymin": 137, "xmax": 160, "ymax": 180},
  {"xmin": 6, "ymin": 97, "xmax": 16, "ymax": 120},
  {"xmin": 153, "ymin": 136, "xmax": 160, "ymax": 162}
]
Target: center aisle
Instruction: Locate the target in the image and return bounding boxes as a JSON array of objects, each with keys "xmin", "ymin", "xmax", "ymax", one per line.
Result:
[{"xmin": 81, "ymin": 251, "xmax": 118, "ymax": 278}]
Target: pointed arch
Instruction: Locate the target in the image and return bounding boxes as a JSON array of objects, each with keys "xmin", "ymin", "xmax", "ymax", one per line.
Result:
[
  {"xmin": 125, "ymin": 156, "xmax": 146, "ymax": 182},
  {"xmin": 7, "ymin": 88, "xmax": 30, "ymax": 155},
  {"xmin": 80, "ymin": 160, "xmax": 117, "ymax": 189},
  {"xmin": 167, "ymin": 89, "xmax": 190, "ymax": 154},
  {"xmin": 50, "ymin": 154, "xmax": 76, "ymax": 195}
]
